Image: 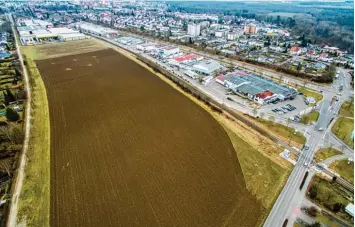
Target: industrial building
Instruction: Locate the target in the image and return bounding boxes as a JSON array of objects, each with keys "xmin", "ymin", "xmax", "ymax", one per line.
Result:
[
  {"xmin": 136, "ymin": 43, "xmax": 156, "ymax": 52},
  {"xmin": 76, "ymin": 22, "xmax": 118, "ymax": 38},
  {"xmin": 217, "ymin": 71, "xmax": 297, "ymax": 104},
  {"xmin": 192, "ymin": 59, "xmax": 222, "ymax": 76},
  {"xmin": 17, "ymin": 18, "xmax": 53, "ymax": 28},
  {"xmin": 17, "ymin": 19, "xmax": 87, "ymax": 45},
  {"xmin": 116, "ymin": 36, "xmax": 143, "ymax": 45},
  {"xmin": 58, "ymin": 33, "xmax": 87, "ymax": 41},
  {"xmin": 159, "ymin": 46, "xmax": 180, "ymax": 58}
]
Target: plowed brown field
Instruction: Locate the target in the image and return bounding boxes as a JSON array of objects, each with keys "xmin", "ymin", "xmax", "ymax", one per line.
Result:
[{"xmin": 37, "ymin": 48, "xmax": 263, "ymax": 227}]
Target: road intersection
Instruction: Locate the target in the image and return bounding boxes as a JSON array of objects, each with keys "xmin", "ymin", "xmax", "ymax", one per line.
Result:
[{"xmin": 264, "ymin": 68, "xmax": 353, "ymax": 227}]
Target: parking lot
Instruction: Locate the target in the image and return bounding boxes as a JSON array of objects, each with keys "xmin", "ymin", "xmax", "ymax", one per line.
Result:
[
  {"xmin": 122, "ymin": 41, "xmax": 314, "ymax": 125},
  {"xmin": 259, "ymin": 95, "xmax": 310, "ymax": 119}
]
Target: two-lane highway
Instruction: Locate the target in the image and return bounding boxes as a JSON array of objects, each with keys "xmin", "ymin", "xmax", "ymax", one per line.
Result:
[{"xmin": 264, "ymin": 89, "xmax": 345, "ymax": 227}]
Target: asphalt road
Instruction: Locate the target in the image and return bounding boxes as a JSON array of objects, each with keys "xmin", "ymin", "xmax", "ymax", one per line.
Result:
[
  {"xmin": 315, "ymin": 100, "xmax": 331, "ymax": 131},
  {"xmin": 263, "ymin": 103, "xmax": 338, "ymax": 227},
  {"xmin": 264, "ymin": 69, "xmax": 353, "ymax": 227}
]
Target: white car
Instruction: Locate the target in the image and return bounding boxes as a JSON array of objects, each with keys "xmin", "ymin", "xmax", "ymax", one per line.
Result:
[{"xmin": 303, "ymin": 162, "xmax": 308, "ymax": 167}]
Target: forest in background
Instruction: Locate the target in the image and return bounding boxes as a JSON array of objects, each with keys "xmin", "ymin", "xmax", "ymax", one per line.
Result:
[{"xmin": 168, "ymin": 1, "xmax": 354, "ymax": 53}]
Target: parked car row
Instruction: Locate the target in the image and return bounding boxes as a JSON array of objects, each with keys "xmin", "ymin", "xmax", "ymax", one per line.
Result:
[{"xmin": 272, "ymin": 104, "xmax": 297, "ymax": 115}]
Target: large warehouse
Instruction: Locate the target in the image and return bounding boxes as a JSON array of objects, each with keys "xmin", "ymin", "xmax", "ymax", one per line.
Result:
[
  {"xmin": 192, "ymin": 59, "xmax": 222, "ymax": 76},
  {"xmin": 217, "ymin": 71, "xmax": 297, "ymax": 104},
  {"xmin": 17, "ymin": 19, "xmax": 87, "ymax": 45},
  {"xmin": 76, "ymin": 22, "xmax": 118, "ymax": 38}
]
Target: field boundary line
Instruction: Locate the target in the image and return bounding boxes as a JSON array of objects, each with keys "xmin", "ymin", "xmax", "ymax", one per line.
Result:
[
  {"xmin": 90, "ymin": 34, "xmax": 300, "ymax": 156},
  {"xmin": 7, "ymin": 13, "xmax": 32, "ymax": 227}
]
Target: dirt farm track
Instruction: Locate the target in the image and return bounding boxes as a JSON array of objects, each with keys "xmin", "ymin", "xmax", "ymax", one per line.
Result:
[{"xmin": 36, "ymin": 48, "xmax": 263, "ymax": 226}]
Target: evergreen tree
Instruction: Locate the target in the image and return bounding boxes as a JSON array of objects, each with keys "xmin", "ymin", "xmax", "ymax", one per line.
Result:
[
  {"xmin": 5, "ymin": 107, "xmax": 19, "ymax": 122},
  {"xmin": 4, "ymin": 89, "xmax": 16, "ymax": 105},
  {"xmin": 276, "ymin": 15, "xmax": 281, "ymax": 25},
  {"xmin": 333, "ymin": 203, "xmax": 343, "ymax": 213}
]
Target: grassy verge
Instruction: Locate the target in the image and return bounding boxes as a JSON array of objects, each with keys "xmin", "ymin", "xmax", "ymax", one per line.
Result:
[
  {"xmin": 329, "ymin": 159, "xmax": 354, "ymax": 184},
  {"xmin": 17, "ymin": 55, "xmax": 50, "ymax": 226},
  {"xmin": 314, "ymin": 148, "xmax": 342, "ymax": 163},
  {"xmin": 296, "ymin": 86, "xmax": 323, "ymax": 103},
  {"xmin": 255, "ymin": 118, "xmax": 306, "ymax": 145},
  {"xmin": 331, "ymin": 117, "xmax": 354, "ymax": 149},
  {"xmin": 300, "ymin": 110, "xmax": 319, "ymax": 124},
  {"xmin": 222, "ymin": 125, "xmax": 290, "ymax": 210},
  {"xmin": 339, "ymin": 100, "xmax": 354, "ymax": 118}
]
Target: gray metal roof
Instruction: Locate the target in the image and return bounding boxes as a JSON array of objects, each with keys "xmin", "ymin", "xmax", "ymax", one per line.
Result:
[{"xmin": 225, "ymin": 72, "xmax": 296, "ymax": 97}]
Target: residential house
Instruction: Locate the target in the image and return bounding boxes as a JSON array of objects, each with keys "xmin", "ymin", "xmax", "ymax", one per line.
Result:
[
  {"xmin": 290, "ymin": 46, "xmax": 301, "ymax": 55},
  {"xmin": 319, "ymin": 52, "xmax": 333, "ymax": 62}
]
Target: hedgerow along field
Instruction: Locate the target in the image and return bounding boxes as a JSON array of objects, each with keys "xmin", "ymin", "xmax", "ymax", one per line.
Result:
[{"xmin": 36, "ymin": 48, "xmax": 263, "ymax": 226}]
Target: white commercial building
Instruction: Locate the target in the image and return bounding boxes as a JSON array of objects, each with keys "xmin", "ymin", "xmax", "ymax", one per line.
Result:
[
  {"xmin": 78, "ymin": 23, "xmax": 118, "ymax": 38},
  {"xmin": 17, "ymin": 19, "xmax": 87, "ymax": 45},
  {"xmin": 136, "ymin": 43, "xmax": 156, "ymax": 52},
  {"xmin": 159, "ymin": 46, "xmax": 180, "ymax": 58},
  {"xmin": 47, "ymin": 27, "xmax": 79, "ymax": 36},
  {"xmin": 192, "ymin": 59, "xmax": 222, "ymax": 75},
  {"xmin": 187, "ymin": 23, "xmax": 201, "ymax": 37},
  {"xmin": 58, "ymin": 33, "xmax": 87, "ymax": 41},
  {"xmin": 116, "ymin": 37, "xmax": 143, "ymax": 45}
]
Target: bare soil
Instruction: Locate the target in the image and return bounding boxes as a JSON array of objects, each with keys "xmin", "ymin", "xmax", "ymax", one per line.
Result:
[{"xmin": 36, "ymin": 48, "xmax": 263, "ymax": 227}]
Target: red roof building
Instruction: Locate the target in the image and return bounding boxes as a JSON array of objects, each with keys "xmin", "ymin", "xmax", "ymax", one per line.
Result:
[
  {"xmin": 320, "ymin": 53, "xmax": 329, "ymax": 58},
  {"xmin": 217, "ymin": 75, "xmax": 226, "ymax": 82},
  {"xmin": 171, "ymin": 54, "xmax": 198, "ymax": 63},
  {"xmin": 236, "ymin": 71, "xmax": 248, "ymax": 76},
  {"xmin": 290, "ymin": 46, "xmax": 301, "ymax": 54},
  {"xmin": 255, "ymin": 90, "xmax": 274, "ymax": 99},
  {"xmin": 306, "ymin": 50, "xmax": 315, "ymax": 55},
  {"xmin": 336, "ymin": 50, "xmax": 345, "ymax": 56}
]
